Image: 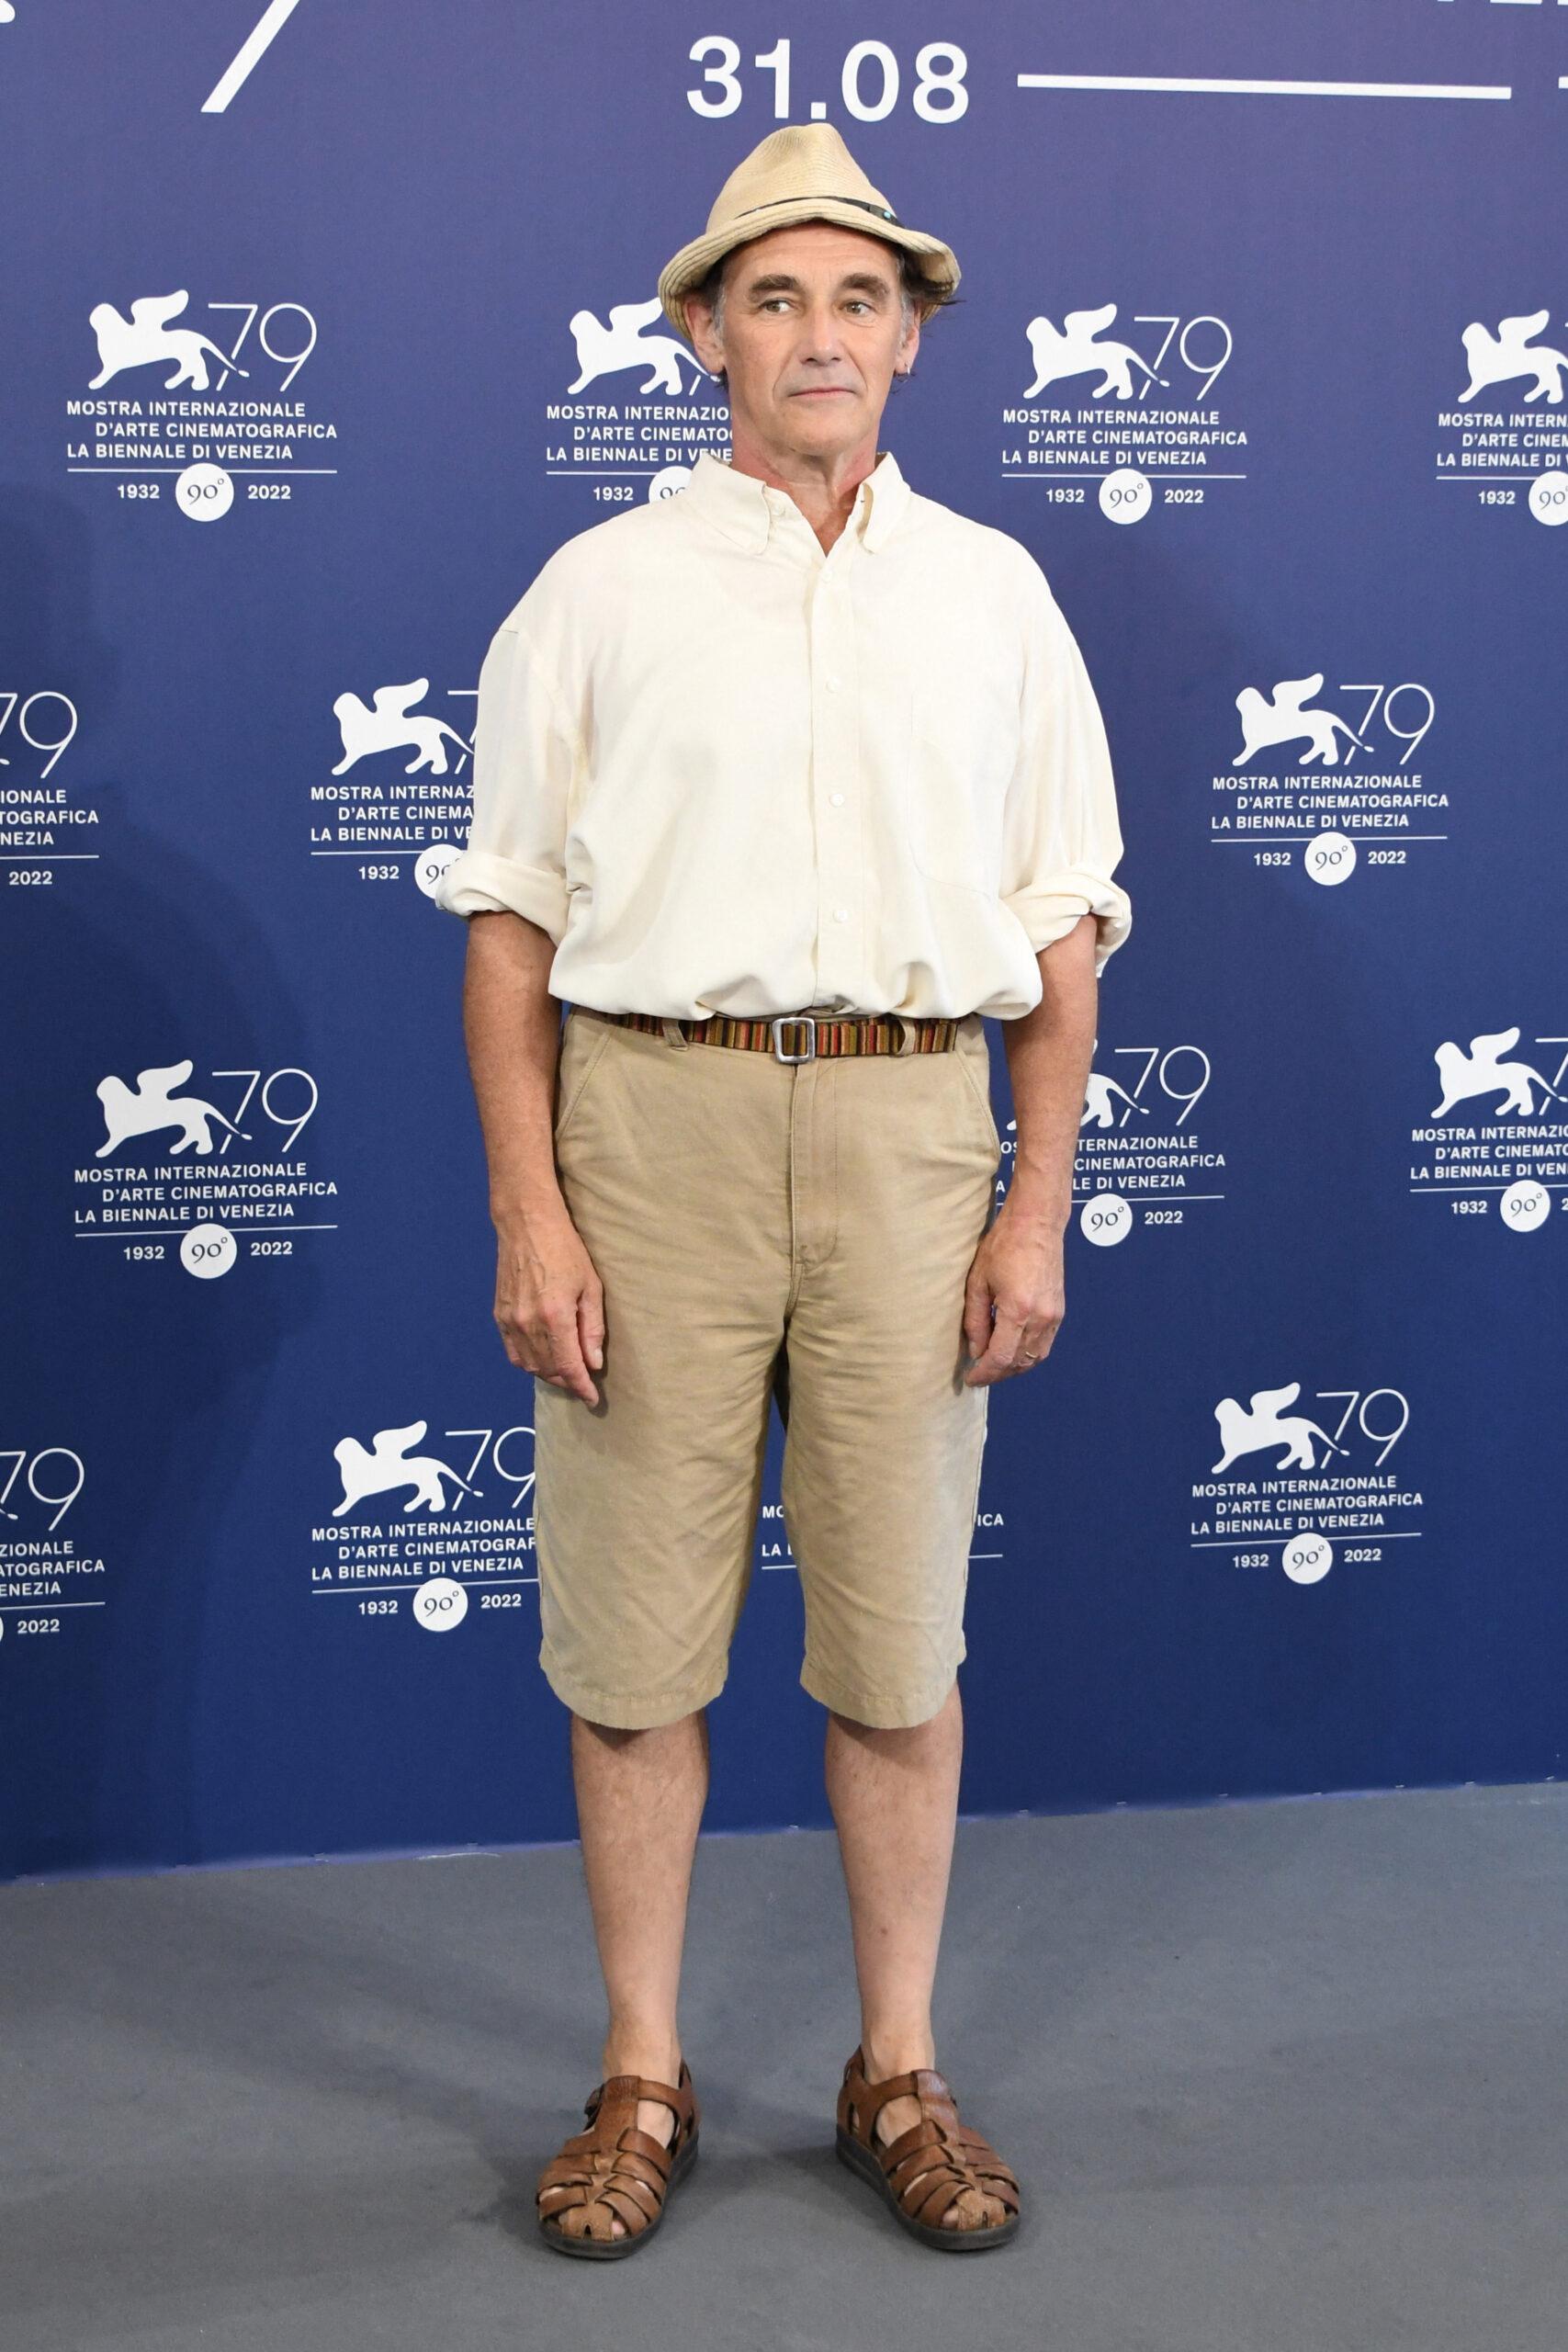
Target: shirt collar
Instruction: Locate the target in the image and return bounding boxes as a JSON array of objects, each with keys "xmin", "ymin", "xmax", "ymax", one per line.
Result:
[{"xmin": 682, "ymin": 447, "xmax": 910, "ymax": 555}]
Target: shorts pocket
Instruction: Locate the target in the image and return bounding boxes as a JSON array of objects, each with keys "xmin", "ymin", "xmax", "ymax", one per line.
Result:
[
  {"xmin": 953, "ymin": 1040, "xmax": 1002, "ymax": 1160},
  {"xmin": 553, "ymin": 1012, "xmax": 615, "ymax": 1147}
]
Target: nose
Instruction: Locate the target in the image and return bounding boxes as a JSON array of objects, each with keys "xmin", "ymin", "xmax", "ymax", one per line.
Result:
[{"xmin": 796, "ymin": 300, "xmax": 848, "ymax": 361}]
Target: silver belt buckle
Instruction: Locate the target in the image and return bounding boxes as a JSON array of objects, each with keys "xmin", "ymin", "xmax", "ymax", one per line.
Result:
[{"xmin": 770, "ymin": 1013, "xmax": 817, "ymax": 1063}]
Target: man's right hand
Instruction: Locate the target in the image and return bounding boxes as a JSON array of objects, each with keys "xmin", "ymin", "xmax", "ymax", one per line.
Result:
[{"xmin": 492, "ymin": 1201, "xmax": 606, "ymax": 1406}]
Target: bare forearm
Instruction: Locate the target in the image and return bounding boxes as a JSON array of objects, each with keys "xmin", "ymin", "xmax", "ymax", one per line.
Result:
[
  {"xmin": 998, "ymin": 913, "xmax": 1098, "ymax": 1234},
  {"xmin": 458, "ymin": 910, "xmax": 567, "ymax": 1225}
]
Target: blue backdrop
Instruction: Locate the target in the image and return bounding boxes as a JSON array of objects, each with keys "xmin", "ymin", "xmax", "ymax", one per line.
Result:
[{"xmin": 3, "ymin": 1, "xmax": 1564, "ymax": 1880}]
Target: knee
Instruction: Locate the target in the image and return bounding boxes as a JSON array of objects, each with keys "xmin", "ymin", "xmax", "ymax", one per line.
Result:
[
  {"xmin": 823, "ymin": 1677, "xmax": 961, "ymax": 1736},
  {"xmin": 571, "ymin": 1702, "xmax": 708, "ymax": 1740}
]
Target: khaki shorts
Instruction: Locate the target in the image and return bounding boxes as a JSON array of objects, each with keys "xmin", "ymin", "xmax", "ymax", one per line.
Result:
[{"xmin": 531, "ymin": 1006, "xmax": 1002, "ymax": 1730}]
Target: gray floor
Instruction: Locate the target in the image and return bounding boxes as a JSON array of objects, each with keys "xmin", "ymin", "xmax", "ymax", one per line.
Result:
[{"xmin": 3, "ymin": 1782, "xmax": 1565, "ymax": 2352}]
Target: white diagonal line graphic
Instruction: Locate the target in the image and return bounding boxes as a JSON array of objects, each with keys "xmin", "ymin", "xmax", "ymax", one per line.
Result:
[{"xmin": 202, "ymin": 0, "xmax": 303, "ymax": 113}]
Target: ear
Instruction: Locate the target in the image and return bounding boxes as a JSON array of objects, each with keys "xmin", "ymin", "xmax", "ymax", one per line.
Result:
[
  {"xmin": 683, "ymin": 295, "xmax": 725, "ymax": 378},
  {"xmin": 895, "ymin": 308, "xmax": 921, "ymax": 378}
]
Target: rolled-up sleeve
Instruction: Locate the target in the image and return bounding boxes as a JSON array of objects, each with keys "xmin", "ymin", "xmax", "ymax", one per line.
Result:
[
  {"xmin": 433, "ymin": 620, "xmax": 578, "ymax": 938},
  {"xmin": 998, "ymin": 567, "xmax": 1133, "ymax": 977}
]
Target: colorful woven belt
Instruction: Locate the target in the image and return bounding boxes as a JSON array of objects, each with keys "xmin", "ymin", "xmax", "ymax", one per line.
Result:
[{"xmin": 580, "ymin": 1008, "xmax": 960, "ymax": 1059}]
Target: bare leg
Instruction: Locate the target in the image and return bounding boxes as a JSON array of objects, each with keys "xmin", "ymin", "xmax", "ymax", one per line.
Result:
[
  {"xmin": 824, "ymin": 1679, "xmax": 1004, "ymax": 2229},
  {"xmin": 567, "ymin": 1706, "xmax": 708, "ymax": 2236}
]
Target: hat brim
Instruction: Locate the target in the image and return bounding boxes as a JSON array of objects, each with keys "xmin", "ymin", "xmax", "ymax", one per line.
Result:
[{"xmin": 657, "ymin": 199, "xmax": 960, "ymax": 345}]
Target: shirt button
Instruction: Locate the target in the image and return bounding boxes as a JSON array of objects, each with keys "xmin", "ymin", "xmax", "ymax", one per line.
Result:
[
  {"xmin": 825, "ymin": 674, "xmax": 842, "ymax": 693},
  {"xmin": 829, "ymin": 791, "xmax": 845, "ymax": 807},
  {"xmin": 832, "ymin": 907, "xmax": 850, "ymax": 922}
]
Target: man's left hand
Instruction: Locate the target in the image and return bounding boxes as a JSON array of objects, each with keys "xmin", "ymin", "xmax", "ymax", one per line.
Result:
[{"xmin": 960, "ymin": 1203, "xmax": 1065, "ymax": 1385}]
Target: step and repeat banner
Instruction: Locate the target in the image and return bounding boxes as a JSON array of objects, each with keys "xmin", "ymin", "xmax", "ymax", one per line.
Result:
[{"xmin": 3, "ymin": 3, "xmax": 1563, "ymax": 1879}]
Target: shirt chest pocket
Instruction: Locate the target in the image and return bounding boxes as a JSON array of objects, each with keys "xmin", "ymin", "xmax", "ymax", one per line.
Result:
[{"xmin": 902, "ymin": 673, "xmax": 1018, "ymax": 896}]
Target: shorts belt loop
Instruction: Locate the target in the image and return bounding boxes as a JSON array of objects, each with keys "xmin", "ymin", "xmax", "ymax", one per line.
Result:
[
  {"xmin": 660, "ymin": 1017, "xmax": 690, "ymax": 1050},
  {"xmin": 893, "ymin": 1012, "xmax": 918, "ymax": 1057}
]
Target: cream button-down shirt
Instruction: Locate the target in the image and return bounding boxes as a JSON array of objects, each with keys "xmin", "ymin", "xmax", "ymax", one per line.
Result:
[{"xmin": 434, "ymin": 447, "xmax": 1132, "ymax": 1020}]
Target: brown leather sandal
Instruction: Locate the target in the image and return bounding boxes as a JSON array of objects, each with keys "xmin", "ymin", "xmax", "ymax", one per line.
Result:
[
  {"xmin": 836, "ymin": 2044, "xmax": 1021, "ymax": 2251},
  {"xmin": 535, "ymin": 2061, "xmax": 700, "ymax": 2258}
]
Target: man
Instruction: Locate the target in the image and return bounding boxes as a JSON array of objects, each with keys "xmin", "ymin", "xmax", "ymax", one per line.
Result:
[{"xmin": 434, "ymin": 123, "xmax": 1132, "ymax": 2258}]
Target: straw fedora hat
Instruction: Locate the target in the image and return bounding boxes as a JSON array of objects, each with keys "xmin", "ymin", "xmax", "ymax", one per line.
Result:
[{"xmin": 657, "ymin": 122, "xmax": 961, "ymax": 345}]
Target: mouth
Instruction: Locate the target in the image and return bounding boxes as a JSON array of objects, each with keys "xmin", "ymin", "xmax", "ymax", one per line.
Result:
[{"xmin": 791, "ymin": 387, "xmax": 854, "ymax": 398}]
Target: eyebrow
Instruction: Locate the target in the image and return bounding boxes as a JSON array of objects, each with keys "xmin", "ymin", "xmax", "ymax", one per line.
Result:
[{"xmin": 739, "ymin": 269, "xmax": 895, "ymax": 300}]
